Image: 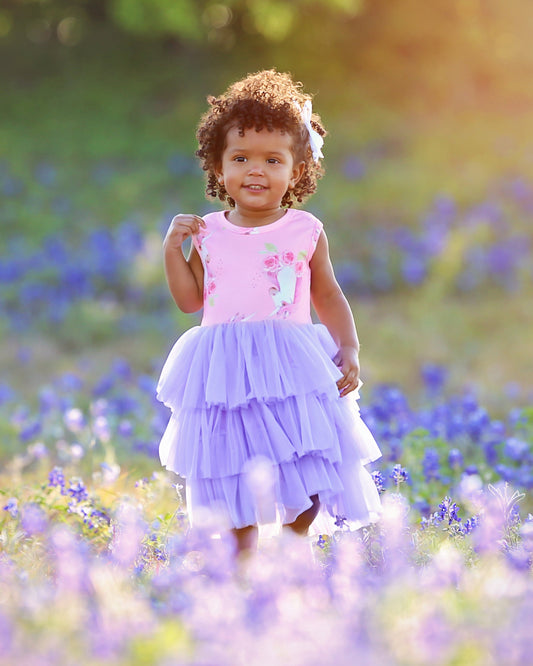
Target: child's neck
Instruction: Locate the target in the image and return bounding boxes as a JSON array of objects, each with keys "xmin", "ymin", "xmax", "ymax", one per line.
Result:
[{"xmin": 227, "ymin": 206, "xmax": 287, "ymax": 228}]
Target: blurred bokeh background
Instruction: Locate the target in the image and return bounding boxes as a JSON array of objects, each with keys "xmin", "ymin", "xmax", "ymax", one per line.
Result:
[{"xmin": 1, "ymin": 0, "xmax": 532, "ymax": 411}]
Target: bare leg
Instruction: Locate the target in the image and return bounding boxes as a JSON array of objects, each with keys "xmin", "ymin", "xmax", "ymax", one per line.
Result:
[
  {"xmin": 232, "ymin": 524, "xmax": 259, "ymax": 556},
  {"xmin": 284, "ymin": 494, "xmax": 320, "ymax": 535}
]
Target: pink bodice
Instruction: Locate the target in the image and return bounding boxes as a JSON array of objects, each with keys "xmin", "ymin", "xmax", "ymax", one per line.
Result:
[{"xmin": 192, "ymin": 209, "xmax": 323, "ymax": 326}]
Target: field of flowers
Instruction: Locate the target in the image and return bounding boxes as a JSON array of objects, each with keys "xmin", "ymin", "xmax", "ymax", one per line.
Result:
[
  {"xmin": 2, "ymin": 30, "xmax": 533, "ymax": 664},
  {"xmin": 2, "ymin": 145, "xmax": 533, "ymax": 663},
  {"xmin": 1, "ymin": 326, "xmax": 533, "ymax": 664}
]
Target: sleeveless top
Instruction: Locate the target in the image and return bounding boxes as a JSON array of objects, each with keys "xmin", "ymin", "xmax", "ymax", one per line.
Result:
[{"xmin": 192, "ymin": 209, "xmax": 323, "ymax": 326}]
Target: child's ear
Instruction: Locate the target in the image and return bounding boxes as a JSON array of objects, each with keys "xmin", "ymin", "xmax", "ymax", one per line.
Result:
[{"xmin": 289, "ymin": 161, "xmax": 305, "ymax": 189}]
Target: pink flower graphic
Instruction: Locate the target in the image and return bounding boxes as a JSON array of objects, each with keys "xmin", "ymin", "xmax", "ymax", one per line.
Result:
[
  {"xmin": 264, "ymin": 255, "xmax": 281, "ymax": 273},
  {"xmin": 206, "ymin": 279, "xmax": 216, "ymax": 296},
  {"xmin": 295, "ymin": 261, "xmax": 305, "ymax": 277},
  {"xmin": 281, "ymin": 250, "xmax": 295, "ymax": 265}
]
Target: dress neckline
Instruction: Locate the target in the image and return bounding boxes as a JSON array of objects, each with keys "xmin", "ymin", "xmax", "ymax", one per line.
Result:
[{"xmin": 219, "ymin": 208, "xmax": 295, "ymax": 234}]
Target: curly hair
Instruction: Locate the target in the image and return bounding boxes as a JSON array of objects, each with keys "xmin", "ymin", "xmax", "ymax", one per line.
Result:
[{"xmin": 195, "ymin": 70, "xmax": 327, "ymax": 208}]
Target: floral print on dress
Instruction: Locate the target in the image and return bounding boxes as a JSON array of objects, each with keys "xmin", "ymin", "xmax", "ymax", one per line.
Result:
[
  {"xmin": 196, "ymin": 229, "xmax": 217, "ymax": 307},
  {"xmin": 262, "ymin": 242, "xmax": 307, "ymax": 318}
]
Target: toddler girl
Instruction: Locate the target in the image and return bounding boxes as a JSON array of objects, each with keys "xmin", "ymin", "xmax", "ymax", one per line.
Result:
[{"xmin": 157, "ymin": 70, "xmax": 381, "ymax": 554}]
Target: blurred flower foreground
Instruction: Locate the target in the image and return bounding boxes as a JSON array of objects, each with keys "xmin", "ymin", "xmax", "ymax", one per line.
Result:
[{"xmin": 1, "ymin": 361, "xmax": 533, "ymax": 666}]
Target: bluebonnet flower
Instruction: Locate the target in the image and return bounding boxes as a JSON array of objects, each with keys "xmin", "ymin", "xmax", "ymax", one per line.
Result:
[
  {"xmin": 438, "ymin": 497, "xmax": 461, "ymax": 525},
  {"xmin": 19, "ymin": 420, "xmax": 42, "ymax": 443},
  {"xmin": 371, "ymin": 470, "xmax": 385, "ymax": 494},
  {"xmin": 111, "ymin": 357, "xmax": 132, "ymax": 380},
  {"xmin": 334, "ymin": 515, "xmax": 348, "ymax": 529},
  {"xmin": 390, "ymin": 464, "xmax": 409, "ymax": 487},
  {"xmin": 401, "ymin": 253, "xmax": 427, "ymax": 285},
  {"xmin": 118, "ymin": 420, "xmax": 133, "ymax": 437},
  {"xmin": 67, "ymin": 478, "xmax": 89, "ymax": 503},
  {"xmin": 421, "ymin": 363, "xmax": 448, "ymax": 396},
  {"xmin": 3, "ymin": 498, "xmax": 18, "ymax": 518},
  {"xmin": 317, "ymin": 535, "xmax": 328, "ymax": 549},
  {"xmin": 448, "ymin": 448, "xmax": 463, "ymax": 469},
  {"xmin": 0, "ymin": 383, "xmax": 15, "ymax": 406},
  {"xmin": 504, "ymin": 438, "xmax": 530, "ymax": 462},
  {"xmin": 48, "ymin": 466, "xmax": 66, "ymax": 491},
  {"xmin": 461, "ymin": 515, "xmax": 479, "ymax": 535},
  {"xmin": 422, "ymin": 448, "xmax": 441, "ymax": 482}
]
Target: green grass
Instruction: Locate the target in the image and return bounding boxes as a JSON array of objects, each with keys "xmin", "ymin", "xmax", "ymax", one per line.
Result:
[{"xmin": 1, "ymin": 26, "xmax": 532, "ymax": 405}]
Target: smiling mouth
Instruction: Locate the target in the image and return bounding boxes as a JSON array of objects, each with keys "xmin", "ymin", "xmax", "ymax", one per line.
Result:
[{"xmin": 245, "ymin": 184, "xmax": 267, "ymax": 191}]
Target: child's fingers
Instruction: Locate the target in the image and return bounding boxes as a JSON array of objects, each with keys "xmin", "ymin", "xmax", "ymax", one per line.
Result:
[
  {"xmin": 336, "ymin": 369, "xmax": 359, "ymax": 395},
  {"xmin": 167, "ymin": 214, "xmax": 205, "ymax": 243}
]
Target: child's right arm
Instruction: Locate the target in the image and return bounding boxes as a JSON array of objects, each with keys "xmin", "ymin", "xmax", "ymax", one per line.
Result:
[{"xmin": 163, "ymin": 214, "xmax": 205, "ymax": 313}]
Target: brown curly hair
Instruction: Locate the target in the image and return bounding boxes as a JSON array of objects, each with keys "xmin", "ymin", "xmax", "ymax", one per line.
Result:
[{"xmin": 195, "ymin": 69, "xmax": 327, "ymax": 208}]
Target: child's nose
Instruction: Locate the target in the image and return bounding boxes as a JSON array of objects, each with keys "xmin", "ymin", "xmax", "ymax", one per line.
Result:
[{"xmin": 247, "ymin": 161, "xmax": 264, "ymax": 175}]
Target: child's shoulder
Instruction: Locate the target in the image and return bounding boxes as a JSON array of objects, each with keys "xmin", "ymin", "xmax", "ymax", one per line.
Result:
[
  {"xmin": 201, "ymin": 210, "xmax": 224, "ymax": 224},
  {"xmin": 289, "ymin": 208, "xmax": 324, "ymax": 233}
]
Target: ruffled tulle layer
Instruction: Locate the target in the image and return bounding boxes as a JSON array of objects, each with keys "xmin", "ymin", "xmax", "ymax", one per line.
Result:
[{"xmin": 157, "ymin": 320, "xmax": 382, "ymax": 530}]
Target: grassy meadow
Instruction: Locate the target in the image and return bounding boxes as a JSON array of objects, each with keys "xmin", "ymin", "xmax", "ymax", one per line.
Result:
[{"xmin": 1, "ymin": 12, "xmax": 533, "ymax": 664}]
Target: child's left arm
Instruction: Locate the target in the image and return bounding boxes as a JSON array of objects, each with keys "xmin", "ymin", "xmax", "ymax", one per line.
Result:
[{"xmin": 310, "ymin": 231, "xmax": 361, "ymax": 396}]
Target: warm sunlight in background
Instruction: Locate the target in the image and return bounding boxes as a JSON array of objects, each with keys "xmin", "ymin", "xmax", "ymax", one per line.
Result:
[{"xmin": 1, "ymin": 2, "xmax": 533, "ymax": 664}]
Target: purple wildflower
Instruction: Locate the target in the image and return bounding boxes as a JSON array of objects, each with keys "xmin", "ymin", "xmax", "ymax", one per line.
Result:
[
  {"xmin": 334, "ymin": 515, "xmax": 348, "ymax": 529},
  {"xmin": 390, "ymin": 464, "xmax": 409, "ymax": 487},
  {"xmin": 372, "ymin": 470, "xmax": 386, "ymax": 493},
  {"xmin": 48, "ymin": 466, "xmax": 66, "ymax": 491},
  {"xmin": 68, "ymin": 478, "xmax": 89, "ymax": 503},
  {"xmin": 317, "ymin": 535, "xmax": 328, "ymax": 549},
  {"xmin": 438, "ymin": 497, "xmax": 462, "ymax": 525},
  {"xmin": 3, "ymin": 498, "xmax": 18, "ymax": 518}
]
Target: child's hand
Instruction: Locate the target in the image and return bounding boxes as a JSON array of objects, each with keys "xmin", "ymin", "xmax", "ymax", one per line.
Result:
[
  {"xmin": 334, "ymin": 346, "xmax": 360, "ymax": 396},
  {"xmin": 164, "ymin": 214, "xmax": 205, "ymax": 250}
]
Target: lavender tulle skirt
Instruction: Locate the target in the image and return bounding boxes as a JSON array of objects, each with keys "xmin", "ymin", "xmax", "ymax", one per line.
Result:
[{"xmin": 157, "ymin": 320, "xmax": 382, "ymax": 532}]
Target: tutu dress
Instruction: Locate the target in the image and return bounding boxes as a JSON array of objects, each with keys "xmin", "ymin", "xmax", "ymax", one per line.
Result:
[{"xmin": 157, "ymin": 208, "xmax": 382, "ymax": 532}]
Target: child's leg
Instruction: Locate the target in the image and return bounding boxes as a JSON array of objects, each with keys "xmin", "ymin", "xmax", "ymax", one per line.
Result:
[
  {"xmin": 232, "ymin": 524, "xmax": 258, "ymax": 555},
  {"xmin": 284, "ymin": 494, "xmax": 320, "ymax": 535}
]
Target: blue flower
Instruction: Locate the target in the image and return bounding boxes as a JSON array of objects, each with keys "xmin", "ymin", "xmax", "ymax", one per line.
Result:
[
  {"xmin": 48, "ymin": 466, "xmax": 66, "ymax": 491},
  {"xmin": 422, "ymin": 448, "xmax": 441, "ymax": 482},
  {"xmin": 68, "ymin": 478, "xmax": 89, "ymax": 503},
  {"xmin": 390, "ymin": 464, "xmax": 409, "ymax": 486},
  {"xmin": 421, "ymin": 364, "xmax": 448, "ymax": 396},
  {"xmin": 3, "ymin": 498, "xmax": 18, "ymax": 518},
  {"xmin": 504, "ymin": 438, "xmax": 530, "ymax": 462},
  {"xmin": 317, "ymin": 535, "xmax": 328, "ymax": 549},
  {"xmin": 334, "ymin": 515, "xmax": 348, "ymax": 529},
  {"xmin": 448, "ymin": 448, "xmax": 464, "ymax": 469},
  {"xmin": 438, "ymin": 497, "xmax": 461, "ymax": 525},
  {"xmin": 371, "ymin": 470, "xmax": 386, "ymax": 493}
]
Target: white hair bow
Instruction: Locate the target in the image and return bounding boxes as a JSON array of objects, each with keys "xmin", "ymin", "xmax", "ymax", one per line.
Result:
[{"xmin": 300, "ymin": 100, "xmax": 324, "ymax": 162}]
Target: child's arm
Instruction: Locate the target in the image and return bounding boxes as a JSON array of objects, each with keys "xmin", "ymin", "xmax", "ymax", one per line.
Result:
[
  {"xmin": 310, "ymin": 231, "xmax": 361, "ymax": 396},
  {"xmin": 163, "ymin": 214, "xmax": 205, "ymax": 313}
]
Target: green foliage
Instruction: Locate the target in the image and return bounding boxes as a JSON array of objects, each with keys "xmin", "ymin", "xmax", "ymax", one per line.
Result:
[{"xmin": 109, "ymin": 0, "xmax": 202, "ymax": 39}]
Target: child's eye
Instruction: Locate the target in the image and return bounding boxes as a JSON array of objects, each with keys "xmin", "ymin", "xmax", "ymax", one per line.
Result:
[
  {"xmin": 234, "ymin": 156, "xmax": 247, "ymax": 162},
  {"xmin": 267, "ymin": 158, "xmax": 280, "ymax": 164}
]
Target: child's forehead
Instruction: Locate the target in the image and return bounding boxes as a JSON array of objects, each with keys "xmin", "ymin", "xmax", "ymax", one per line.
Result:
[{"xmin": 223, "ymin": 125, "xmax": 293, "ymax": 149}]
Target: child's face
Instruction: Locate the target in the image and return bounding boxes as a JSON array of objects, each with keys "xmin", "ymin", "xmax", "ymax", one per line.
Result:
[{"xmin": 216, "ymin": 126, "xmax": 304, "ymax": 215}]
